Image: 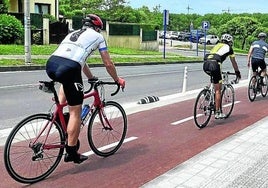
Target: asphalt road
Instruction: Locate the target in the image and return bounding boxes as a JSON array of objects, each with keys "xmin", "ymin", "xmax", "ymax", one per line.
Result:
[
  {"xmin": 0, "ymin": 48, "xmax": 265, "ymax": 187},
  {"xmin": 0, "ymin": 59, "xmax": 249, "ymax": 130},
  {"xmin": 1, "ymin": 84, "xmax": 267, "ymax": 187}
]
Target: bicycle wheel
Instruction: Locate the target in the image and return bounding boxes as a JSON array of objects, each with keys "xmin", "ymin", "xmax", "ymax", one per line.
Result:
[
  {"xmin": 261, "ymin": 75, "xmax": 268, "ymax": 97},
  {"xmin": 4, "ymin": 113, "xmax": 65, "ymax": 184},
  {"xmin": 193, "ymin": 89, "xmax": 212, "ymax": 128},
  {"xmin": 221, "ymin": 84, "xmax": 235, "ymax": 118},
  {"xmin": 88, "ymin": 101, "xmax": 127, "ymax": 157},
  {"xmin": 248, "ymin": 76, "xmax": 257, "ymax": 102}
]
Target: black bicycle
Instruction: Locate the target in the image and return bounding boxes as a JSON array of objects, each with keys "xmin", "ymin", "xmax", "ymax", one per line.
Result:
[{"xmin": 248, "ymin": 69, "xmax": 268, "ymax": 102}]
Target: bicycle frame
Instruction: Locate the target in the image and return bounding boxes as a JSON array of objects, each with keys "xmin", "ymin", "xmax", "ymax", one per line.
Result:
[
  {"xmin": 4, "ymin": 80, "xmax": 125, "ymax": 184},
  {"xmin": 30, "ymin": 81, "xmax": 117, "ymax": 151}
]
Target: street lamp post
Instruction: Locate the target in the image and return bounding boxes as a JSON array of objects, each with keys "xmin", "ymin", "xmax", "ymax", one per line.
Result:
[{"xmin": 24, "ymin": 0, "xmax": 31, "ymax": 64}]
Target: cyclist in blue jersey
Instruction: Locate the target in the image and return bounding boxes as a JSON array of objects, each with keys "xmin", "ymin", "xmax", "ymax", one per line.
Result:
[
  {"xmin": 203, "ymin": 34, "xmax": 241, "ymax": 119},
  {"xmin": 46, "ymin": 14, "xmax": 125, "ymax": 164},
  {"xmin": 247, "ymin": 32, "xmax": 268, "ymax": 84}
]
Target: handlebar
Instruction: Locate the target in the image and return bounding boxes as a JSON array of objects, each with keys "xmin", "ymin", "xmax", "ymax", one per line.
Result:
[
  {"xmin": 84, "ymin": 79, "xmax": 121, "ymax": 96},
  {"xmin": 222, "ymin": 71, "xmax": 239, "ymax": 84}
]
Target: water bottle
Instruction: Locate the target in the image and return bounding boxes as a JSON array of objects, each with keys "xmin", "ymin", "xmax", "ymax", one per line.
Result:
[{"xmin": 81, "ymin": 104, "xmax": 90, "ymax": 125}]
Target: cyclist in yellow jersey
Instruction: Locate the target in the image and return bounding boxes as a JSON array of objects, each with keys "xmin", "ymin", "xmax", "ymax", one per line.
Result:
[{"xmin": 203, "ymin": 34, "xmax": 241, "ymax": 119}]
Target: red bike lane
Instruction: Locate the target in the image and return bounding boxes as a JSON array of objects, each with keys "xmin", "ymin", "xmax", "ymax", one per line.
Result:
[{"xmin": 0, "ymin": 86, "xmax": 268, "ymax": 188}]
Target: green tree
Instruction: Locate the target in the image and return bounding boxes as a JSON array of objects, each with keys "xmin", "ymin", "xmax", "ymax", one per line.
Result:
[{"xmin": 219, "ymin": 16, "xmax": 259, "ymax": 49}]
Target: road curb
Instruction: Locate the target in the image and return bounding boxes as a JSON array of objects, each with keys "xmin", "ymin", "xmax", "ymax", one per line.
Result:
[{"xmin": 0, "ymin": 61, "xmax": 202, "ymax": 72}]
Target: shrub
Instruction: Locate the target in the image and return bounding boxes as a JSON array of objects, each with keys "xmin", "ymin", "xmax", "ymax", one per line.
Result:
[
  {"xmin": 0, "ymin": 0, "xmax": 8, "ymax": 13},
  {"xmin": 0, "ymin": 14, "xmax": 24, "ymax": 44}
]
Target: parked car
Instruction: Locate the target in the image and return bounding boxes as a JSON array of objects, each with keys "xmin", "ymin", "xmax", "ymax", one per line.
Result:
[
  {"xmin": 159, "ymin": 31, "xmax": 171, "ymax": 39},
  {"xmin": 170, "ymin": 31, "xmax": 179, "ymax": 40},
  {"xmin": 189, "ymin": 30, "xmax": 204, "ymax": 43},
  {"xmin": 199, "ymin": 34, "xmax": 219, "ymax": 45},
  {"xmin": 178, "ymin": 32, "xmax": 191, "ymax": 41}
]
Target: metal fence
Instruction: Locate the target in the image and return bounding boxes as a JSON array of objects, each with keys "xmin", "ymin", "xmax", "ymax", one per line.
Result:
[
  {"xmin": 9, "ymin": 12, "xmax": 43, "ymax": 29},
  {"xmin": 142, "ymin": 30, "xmax": 157, "ymax": 41}
]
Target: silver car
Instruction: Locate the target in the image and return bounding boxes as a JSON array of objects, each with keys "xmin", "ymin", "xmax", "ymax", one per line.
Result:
[{"xmin": 199, "ymin": 35, "xmax": 219, "ymax": 45}]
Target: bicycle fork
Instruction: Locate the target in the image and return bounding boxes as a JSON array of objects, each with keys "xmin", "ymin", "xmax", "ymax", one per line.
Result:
[{"xmin": 98, "ymin": 108, "xmax": 113, "ymax": 131}]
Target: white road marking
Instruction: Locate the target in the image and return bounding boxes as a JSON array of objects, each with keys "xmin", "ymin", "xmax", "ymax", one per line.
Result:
[
  {"xmin": 82, "ymin": 136, "xmax": 138, "ymax": 156},
  {"xmin": 171, "ymin": 101, "xmax": 241, "ymax": 126}
]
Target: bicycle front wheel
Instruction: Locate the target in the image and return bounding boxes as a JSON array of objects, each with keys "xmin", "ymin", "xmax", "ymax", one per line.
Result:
[
  {"xmin": 88, "ymin": 101, "xmax": 127, "ymax": 157},
  {"xmin": 261, "ymin": 75, "xmax": 268, "ymax": 97},
  {"xmin": 4, "ymin": 114, "xmax": 65, "ymax": 184},
  {"xmin": 221, "ymin": 84, "xmax": 235, "ymax": 118},
  {"xmin": 248, "ymin": 76, "xmax": 257, "ymax": 102},
  {"xmin": 193, "ymin": 89, "xmax": 212, "ymax": 128}
]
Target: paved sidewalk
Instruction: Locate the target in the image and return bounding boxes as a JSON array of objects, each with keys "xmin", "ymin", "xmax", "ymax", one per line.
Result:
[{"xmin": 142, "ymin": 116, "xmax": 268, "ymax": 188}]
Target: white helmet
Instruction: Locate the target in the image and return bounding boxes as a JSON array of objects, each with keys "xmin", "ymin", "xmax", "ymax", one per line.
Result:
[
  {"xmin": 221, "ymin": 34, "xmax": 233, "ymax": 43},
  {"xmin": 258, "ymin": 32, "xmax": 267, "ymax": 38}
]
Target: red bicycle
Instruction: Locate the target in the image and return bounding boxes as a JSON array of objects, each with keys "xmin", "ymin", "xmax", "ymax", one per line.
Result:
[{"xmin": 4, "ymin": 79, "xmax": 127, "ymax": 184}]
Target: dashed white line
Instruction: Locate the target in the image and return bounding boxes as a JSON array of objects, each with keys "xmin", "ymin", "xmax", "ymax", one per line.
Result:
[
  {"xmin": 82, "ymin": 136, "xmax": 138, "ymax": 156},
  {"xmin": 171, "ymin": 101, "xmax": 241, "ymax": 126}
]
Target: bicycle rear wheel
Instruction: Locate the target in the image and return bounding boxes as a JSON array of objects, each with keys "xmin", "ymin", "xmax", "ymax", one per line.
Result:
[
  {"xmin": 4, "ymin": 114, "xmax": 65, "ymax": 184},
  {"xmin": 88, "ymin": 101, "xmax": 127, "ymax": 157},
  {"xmin": 193, "ymin": 89, "xmax": 212, "ymax": 128},
  {"xmin": 248, "ymin": 76, "xmax": 257, "ymax": 102},
  {"xmin": 261, "ymin": 75, "xmax": 268, "ymax": 97},
  {"xmin": 221, "ymin": 84, "xmax": 235, "ymax": 118}
]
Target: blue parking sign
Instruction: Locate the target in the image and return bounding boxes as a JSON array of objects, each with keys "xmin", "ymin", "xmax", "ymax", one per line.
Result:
[{"xmin": 202, "ymin": 21, "xmax": 210, "ymax": 30}]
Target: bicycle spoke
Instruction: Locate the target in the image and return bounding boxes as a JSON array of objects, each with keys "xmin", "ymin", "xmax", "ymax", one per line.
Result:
[
  {"xmin": 194, "ymin": 89, "xmax": 212, "ymax": 128},
  {"xmin": 88, "ymin": 101, "xmax": 127, "ymax": 157},
  {"xmin": 4, "ymin": 114, "xmax": 65, "ymax": 184},
  {"xmin": 221, "ymin": 85, "xmax": 234, "ymax": 118}
]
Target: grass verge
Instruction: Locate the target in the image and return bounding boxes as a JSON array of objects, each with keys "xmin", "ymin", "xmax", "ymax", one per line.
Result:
[{"xmin": 0, "ymin": 45, "xmax": 202, "ymax": 66}]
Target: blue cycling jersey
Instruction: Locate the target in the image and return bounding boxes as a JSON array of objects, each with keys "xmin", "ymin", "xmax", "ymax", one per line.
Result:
[{"xmin": 251, "ymin": 40, "xmax": 268, "ymax": 59}]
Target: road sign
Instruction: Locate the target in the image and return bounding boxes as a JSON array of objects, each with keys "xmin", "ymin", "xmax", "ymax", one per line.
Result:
[
  {"xmin": 163, "ymin": 9, "xmax": 169, "ymax": 25},
  {"xmin": 202, "ymin": 21, "xmax": 210, "ymax": 30}
]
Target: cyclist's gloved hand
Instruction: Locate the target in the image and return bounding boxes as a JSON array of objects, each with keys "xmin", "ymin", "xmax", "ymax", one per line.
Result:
[
  {"xmin": 116, "ymin": 77, "xmax": 125, "ymax": 89},
  {"xmin": 235, "ymin": 70, "xmax": 241, "ymax": 79}
]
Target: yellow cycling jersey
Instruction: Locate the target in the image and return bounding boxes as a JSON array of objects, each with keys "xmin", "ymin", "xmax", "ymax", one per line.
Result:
[{"xmin": 206, "ymin": 43, "xmax": 235, "ymax": 63}]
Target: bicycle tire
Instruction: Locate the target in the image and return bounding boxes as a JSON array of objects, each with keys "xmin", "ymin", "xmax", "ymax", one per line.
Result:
[
  {"xmin": 248, "ymin": 76, "xmax": 257, "ymax": 102},
  {"xmin": 193, "ymin": 89, "xmax": 212, "ymax": 128},
  {"xmin": 88, "ymin": 101, "xmax": 127, "ymax": 157},
  {"xmin": 221, "ymin": 84, "xmax": 235, "ymax": 118},
  {"xmin": 4, "ymin": 113, "xmax": 65, "ymax": 184},
  {"xmin": 261, "ymin": 75, "xmax": 268, "ymax": 97}
]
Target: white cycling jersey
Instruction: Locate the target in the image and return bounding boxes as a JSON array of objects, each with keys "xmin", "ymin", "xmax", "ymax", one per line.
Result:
[{"xmin": 52, "ymin": 27, "xmax": 107, "ymax": 67}]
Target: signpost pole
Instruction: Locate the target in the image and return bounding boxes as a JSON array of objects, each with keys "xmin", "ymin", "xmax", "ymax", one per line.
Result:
[
  {"xmin": 202, "ymin": 21, "xmax": 210, "ymax": 58},
  {"xmin": 163, "ymin": 10, "xmax": 169, "ymax": 59}
]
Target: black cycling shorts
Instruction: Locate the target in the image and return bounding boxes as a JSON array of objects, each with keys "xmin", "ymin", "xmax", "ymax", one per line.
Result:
[
  {"xmin": 203, "ymin": 60, "xmax": 222, "ymax": 84},
  {"xmin": 46, "ymin": 55, "xmax": 83, "ymax": 106},
  {"xmin": 251, "ymin": 57, "xmax": 266, "ymax": 73}
]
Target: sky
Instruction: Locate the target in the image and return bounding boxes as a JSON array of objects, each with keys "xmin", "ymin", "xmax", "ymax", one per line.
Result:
[{"xmin": 127, "ymin": 0, "xmax": 268, "ymax": 15}]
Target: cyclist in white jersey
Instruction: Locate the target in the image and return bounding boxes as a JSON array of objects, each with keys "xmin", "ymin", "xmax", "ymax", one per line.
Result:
[
  {"xmin": 247, "ymin": 32, "xmax": 268, "ymax": 84},
  {"xmin": 46, "ymin": 14, "xmax": 125, "ymax": 164}
]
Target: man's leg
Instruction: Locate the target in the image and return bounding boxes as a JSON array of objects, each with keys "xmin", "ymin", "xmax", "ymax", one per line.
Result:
[
  {"xmin": 214, "ymin": 83, "xmax": 226, "ymax": 119},
  {"xmin": 67, "ymin": 105, "xmax": 81, "ymax": 146},
  {"xmin": 65, "ymin": 104, "xmax": 88, "ymax": 164},
  {"xmin": 214, "ymin": 83, "xmax": 221, "ymax": 112},
  {"xmin": 58, "ymin": 84, "xmax": 66, "ymax": 104}
]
